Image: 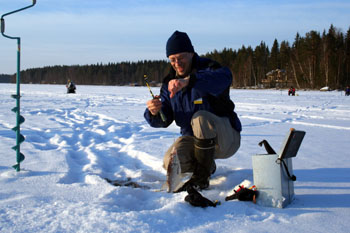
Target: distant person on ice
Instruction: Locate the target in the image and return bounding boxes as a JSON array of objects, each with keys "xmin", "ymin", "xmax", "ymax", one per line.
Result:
[
  {"xmin": 345, "ymin": 86, "xmax": 350, "ymax": 96},
  {"xmin": 144, "ymin": 30, "xmax": 241, "ymax": 192},
  {"xmin": 288, "ymin": 86, "xmax": 295, "ymax": 96},
  {"xmin": 66, "ymin": 80, "xmax": 76, "ymax": 94}
]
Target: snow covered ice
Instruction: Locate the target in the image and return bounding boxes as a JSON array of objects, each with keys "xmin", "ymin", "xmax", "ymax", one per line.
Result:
[{"xmin": 0, "ymin": 84, "xmax": 349, "ymax": 232}]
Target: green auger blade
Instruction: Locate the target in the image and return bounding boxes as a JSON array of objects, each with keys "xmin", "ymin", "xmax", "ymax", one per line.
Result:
[
  {"xmin": 19, "ymin": 152, "xmax": 25, "ymax": 162},
  {"xmin": 12, "ymin": 126, "xmax": 19, "ymax": 132},
  {"xmin": 11, "ymin": 134, "xmax": 25, "ymax": 151},
  {"xmin": 11, "ymin": 94, "xmax": 21, "ymax": 99},
  {"xmin": 12, "ymin": 117, "xmax": 25, "ymax": 131},
  {"xmin": 12, "ymin": 153, "xmax": 25, "ymax": 171},
  {"xmin": 19, "ymin": 115, "xmax": 25, "ymax": 124},
  {"xmin": 18, "ymin": 133, "xmax": 25, "ymax": 144},
  {"xmin": 12, "ymin": 163, "xmax": 20, "ymax": 171},
  {"xmin": 12, "ymin": 117, "xmax": 25, "ymax": 129},
  {"xmin": 11, "ymin": 107, "xmax": 19, "ymax": 113}
]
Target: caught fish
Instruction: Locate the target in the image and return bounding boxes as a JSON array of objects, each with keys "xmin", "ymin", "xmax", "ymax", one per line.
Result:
[{"xmin": 164, "ymin": 147, "xmax": 183, "ymax": 193}]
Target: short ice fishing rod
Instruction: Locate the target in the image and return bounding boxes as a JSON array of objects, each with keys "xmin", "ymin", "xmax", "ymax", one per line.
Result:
[
  {"xmin": 1, "ymin": 0, "xmax": 37, "ymax": 171},
  {"xmin": 144, "ymin": 75, "xmax": 167, "ymax": 123}
]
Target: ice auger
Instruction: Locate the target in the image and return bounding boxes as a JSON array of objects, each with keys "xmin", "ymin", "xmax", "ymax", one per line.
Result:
[{"xmin": 1, "ymin": 0, "xmax": 36, "ymax": 171}]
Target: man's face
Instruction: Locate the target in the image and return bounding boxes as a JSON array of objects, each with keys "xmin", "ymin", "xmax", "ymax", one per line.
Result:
[{"xmin": 169, "ymin": 52, "xmax": 194, "ymax": 77}]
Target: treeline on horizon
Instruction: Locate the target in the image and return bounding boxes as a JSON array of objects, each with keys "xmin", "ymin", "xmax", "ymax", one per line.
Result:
[{"xmin": 3, "ymin": 24, "xmax": 350, "ymax": 89}]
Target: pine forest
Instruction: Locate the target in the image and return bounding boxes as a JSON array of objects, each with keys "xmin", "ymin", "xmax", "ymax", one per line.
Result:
[{"xmin": 2, "ymin": 25, "xmax": 350, "ymax": 90}]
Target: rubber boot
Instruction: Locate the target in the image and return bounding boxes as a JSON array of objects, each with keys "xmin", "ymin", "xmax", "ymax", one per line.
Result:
[{"xmin": 175, "ymin": 137, "xmax": 215, "ymax": 192}]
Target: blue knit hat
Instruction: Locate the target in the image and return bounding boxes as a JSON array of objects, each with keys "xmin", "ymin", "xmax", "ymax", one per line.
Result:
[{"xmin": 166, "ymin": 30, "xmax": 194, "ymax": 57}]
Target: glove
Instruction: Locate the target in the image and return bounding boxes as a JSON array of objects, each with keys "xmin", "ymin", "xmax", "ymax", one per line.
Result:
[
  {"xmin": 184, "ymin": 185, "xmax": 220, "ymax": 208},
  {"xmin": 225, "ymin": 185, "xmax": 258, "ymax": 203}
]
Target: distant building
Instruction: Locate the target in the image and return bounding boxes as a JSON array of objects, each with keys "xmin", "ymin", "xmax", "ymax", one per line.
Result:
[{"xmin": 261, "ymin": 69, "xmax": 292, "ymax": 88}]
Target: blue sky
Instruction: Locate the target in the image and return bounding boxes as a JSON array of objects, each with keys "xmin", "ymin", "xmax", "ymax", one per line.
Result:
[{"xmin": 1, "ymin": 0, "xmax": 349, "ymax": 74}]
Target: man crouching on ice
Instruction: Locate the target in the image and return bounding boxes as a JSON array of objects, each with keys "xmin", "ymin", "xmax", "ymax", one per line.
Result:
[{"xmin": 144, "ymin": 30, "xmax": 242, "ymax": 192}]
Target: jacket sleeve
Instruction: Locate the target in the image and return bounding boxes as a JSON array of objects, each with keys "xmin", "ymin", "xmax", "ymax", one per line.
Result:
[
  {"xmin": 144, "ymin": 83, "xmax": 174, "ymax": 128},
  {"xmin": 190, "ymin": 66, "xmax": 232, "ymax": 96}
]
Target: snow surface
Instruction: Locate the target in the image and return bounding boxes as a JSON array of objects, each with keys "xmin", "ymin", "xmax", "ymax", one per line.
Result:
[{"xmin": 0, "ymin": 84, "xmax": 349, "ymax": 233}]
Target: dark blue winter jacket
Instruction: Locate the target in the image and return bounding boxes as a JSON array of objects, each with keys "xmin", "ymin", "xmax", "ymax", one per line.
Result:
[{"xmin": 144, "ymin": 53, "xmax": 242, "ymax": 136}]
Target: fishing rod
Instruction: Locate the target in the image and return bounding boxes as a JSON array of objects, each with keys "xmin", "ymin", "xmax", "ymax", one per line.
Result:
[
  {"xmin": 1, "ymin": 0, "xmax": 37, "ymax": 171},
  {"xmin": 144, "ymin": 75, "xmax": 167, "ymax": 123}
]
